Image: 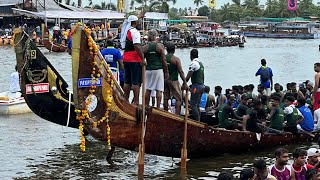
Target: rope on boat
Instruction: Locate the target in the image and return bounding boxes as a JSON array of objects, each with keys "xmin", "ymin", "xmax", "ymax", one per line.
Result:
[
  {"xmin": 66, "ymin": 90, "xmax": 72, "ymax": 127},
  {"xmin": 13, "ymin": 33, "xmax": 26, "ymax": 47}
]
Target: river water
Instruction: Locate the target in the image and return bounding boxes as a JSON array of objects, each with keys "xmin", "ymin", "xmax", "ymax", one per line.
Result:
[{"xmin": 0, "ymin": 38, "xmax": 320, "ymax": 179}]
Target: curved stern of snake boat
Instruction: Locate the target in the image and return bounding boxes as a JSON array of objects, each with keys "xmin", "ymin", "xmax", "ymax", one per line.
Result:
[{"xmin": 14, "ymin": 28, "xmax": 78, "ymax": 128}]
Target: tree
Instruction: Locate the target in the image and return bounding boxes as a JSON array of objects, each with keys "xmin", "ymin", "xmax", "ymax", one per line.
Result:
[
  {"xmin": 78, "ymin": 0, "xmax": 82, "ymax": 7},
  {"xmin": 197, "ymin": 5, "xmax": 210, "ymax": 16},
  {"xmin": 65, "ymin": 0, "xmax": 71, "ymax": 5},
  {"xmin": 71, "ymin": 2, "xmax": 76, "ymax": 6},
  {"xmin": 106, "ymin": 3, "xmax": 117, "ymax": 10},
  {"xmin": 194, "ymin": 0, "xmax": 204, "ymax": 7}
]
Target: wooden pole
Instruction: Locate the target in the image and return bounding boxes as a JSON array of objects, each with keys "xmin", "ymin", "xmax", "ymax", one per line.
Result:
[
  {"xmin": 138, "ymin": 63, "xmax": 146, "ymax": 174},
  {"xmin": 181, "ymin": 90, "xmax": 189, "ymax": 173}
]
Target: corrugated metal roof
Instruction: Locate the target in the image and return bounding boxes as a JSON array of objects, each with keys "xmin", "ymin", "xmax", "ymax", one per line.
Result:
[{"xmin": 0, "ymin": 0, "xmax": 23, "ymax": 5}]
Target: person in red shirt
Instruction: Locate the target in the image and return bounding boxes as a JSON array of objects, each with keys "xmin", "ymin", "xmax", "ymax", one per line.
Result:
[{"xmin": 122, "ymin": 11, "xmax": 145, "ymax": 105}]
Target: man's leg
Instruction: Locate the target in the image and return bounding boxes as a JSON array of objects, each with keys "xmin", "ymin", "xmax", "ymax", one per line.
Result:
[
  {"xmin": 132, "ymin": 85, "xmax": 140, "ymax": 105},
  {"xmin": 123, "ymin": 83, "xmax": 131, "ymax": 102},
  {"xmin": 190, "ymin": 84, "xmax": 203, "ymax": 121},
  {"xmin": 156, "ymin": 90, "xmax": 162, "ymax": 109},
  {"xmin": 145, "ymin": 89, "xmax": 151, "ymax": 107}
]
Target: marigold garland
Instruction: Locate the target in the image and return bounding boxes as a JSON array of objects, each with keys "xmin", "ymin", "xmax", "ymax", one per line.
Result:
[{"xmin": 74, "ymin": 23, "xmax": 113, "ymax": 152}]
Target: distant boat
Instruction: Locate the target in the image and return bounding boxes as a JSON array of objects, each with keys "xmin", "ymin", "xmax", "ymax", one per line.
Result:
[
  {"xmin": 239, "ymin": 18, "xmax": 320, "ymax": 39},
  {"xmin": 41, "ymin": 24, "xmax": 68, "ymax": 52},
  {"xmin": 0, "ymin": 91, "xmax": 31, "ymax": 115}
]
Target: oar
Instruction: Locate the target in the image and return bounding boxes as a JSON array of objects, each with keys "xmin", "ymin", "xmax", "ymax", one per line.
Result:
[
  {"xmin": 138, "ymin": 62, "xmax": 146, "ymax": 174},
  {"xmin": 181, "ymin": 89, "xmax": 189, "ymax": 174}
]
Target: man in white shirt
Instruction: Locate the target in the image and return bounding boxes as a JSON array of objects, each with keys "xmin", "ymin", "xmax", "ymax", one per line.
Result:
[
  {"xmin": 186, "ymin": 49, "xmax": 205, "ymax": 121},
  {"xmin": 9, "ymin": 65, "xmax": 21, "ymax": 99}
]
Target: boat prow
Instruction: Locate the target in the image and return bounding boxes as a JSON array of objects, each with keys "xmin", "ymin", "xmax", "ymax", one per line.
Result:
[{"xmin": 14, "ymin": 28, "xmax": 79, "ymax": 128}]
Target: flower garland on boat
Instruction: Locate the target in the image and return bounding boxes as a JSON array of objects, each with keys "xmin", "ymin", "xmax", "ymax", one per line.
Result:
[{"xmin": 74, "ymin": 23, "xmax": 113, "ymax": 151}]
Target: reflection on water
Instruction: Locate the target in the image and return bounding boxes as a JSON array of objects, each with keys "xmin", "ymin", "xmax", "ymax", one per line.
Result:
[{"xmin": 1, "ymin": 38, "xmax": 320, "ymax": 179}]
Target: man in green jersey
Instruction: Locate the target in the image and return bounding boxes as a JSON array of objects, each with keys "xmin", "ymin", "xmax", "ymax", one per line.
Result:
[
  {"xmin": 186, "ymin": 49, "xmax": 205, "ymax": 121},
  {"xmin": 143, "ymin": 29, "xmax": 169, "ymax": 108},
  {"xmin": 163, "ymin": 42, "xmax": 188, "ymax": 115},
  {"xmin": 266, "ymin": 95, "xmax": 284, "ymax": 131},
  {"xmin": 283, "ymin": 96, "xmax": 303, "ymax": 134},
  {"xmin": 218, "ymin": 94, "xmax": 243, "ymax": 130}
]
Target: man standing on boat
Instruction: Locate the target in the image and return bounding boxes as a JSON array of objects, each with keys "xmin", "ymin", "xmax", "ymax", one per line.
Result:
[
  {"xmin": 120, "ymin": 11, "xmax": 146, "ymax": 105},
  {"xmin": 186, "ymin": 49, "xmax": 205, "ymax": 121},
  {"xmin": 100, "ymin": 39, "xmax": 124, "ymax": 87},
  {"xmin": 163, "ymin": 42, "xmax": 188, "ymax": 115},
  {"xmin": 313, "ymin": 63, "xmax": 320, "ymax": 110},
  {"xmin": 143, "ymin": 29, "xmax": 169, "ymax": 108},
  {"xmin": 256, "ymin": 59, "xmax": 273, "ymax": 96}
]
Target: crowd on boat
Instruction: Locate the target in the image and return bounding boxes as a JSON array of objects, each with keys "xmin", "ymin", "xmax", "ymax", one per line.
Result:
[
  {"xmin": 98, "ymin": 13, "xmax": 320, "ymax": 136},
  {"xmin": 218, "ymin": 147, "xmax": 320, "ymax": 180}
]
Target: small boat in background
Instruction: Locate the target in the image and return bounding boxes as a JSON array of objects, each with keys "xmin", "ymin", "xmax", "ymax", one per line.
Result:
[
  {"xmin": 42, "ymin": 24, "xmax": 68, "ymax": 52},
  {"xmin": 0, "ymin": 91, "xmax": 31, "ymax": 115}
]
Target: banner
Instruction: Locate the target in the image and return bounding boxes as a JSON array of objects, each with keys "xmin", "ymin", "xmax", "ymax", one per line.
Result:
[
  {"xmin": 117, "ymin": 0, "xmax": 124, "ymax": 12},
  {"xmin": 209, "ymin": 0, "xmax": 216, "ymax": 8},
  {"xmin": 288, "ymin": 0, "xmax": 297, "ymax": 11}
]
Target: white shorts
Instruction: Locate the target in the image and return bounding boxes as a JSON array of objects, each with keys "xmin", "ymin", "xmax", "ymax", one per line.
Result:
[
  {"xmin": 145, "ymin": 69, "xmax": 164, "ymax": 92},
  {"xmin": 264, "ymin": 88, "xmax": 271, "ymax": 96},
  {"xmin": 150, "ymin": 90, "xmax": 156, "ymax": 97}
]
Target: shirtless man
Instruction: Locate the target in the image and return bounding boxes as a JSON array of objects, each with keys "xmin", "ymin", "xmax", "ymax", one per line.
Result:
[
  {"xmin": 313, "ymin": 63, "xmax": 320, "ymax": 111},
  {"xmin": 163, "ymin": 42, "xmax": 188, "ymax": 115}
]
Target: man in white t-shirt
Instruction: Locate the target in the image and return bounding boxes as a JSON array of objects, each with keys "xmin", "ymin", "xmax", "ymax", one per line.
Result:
[{"xmin": 10, "ymin": 65, "xmax": 20, "ymax": 93}]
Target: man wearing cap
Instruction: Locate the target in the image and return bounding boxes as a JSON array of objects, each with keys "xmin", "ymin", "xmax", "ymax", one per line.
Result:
[
  {"xmin": 255, "ymin": 59, "xmax": 273, "ymax": 96},
  {"xmin": 307, "ymin": 148, "xmax": 319, "ymax": 168},
  {"xmin": 121, "ymin": 11, "xmax": 145, "ymax": 104},
  {"xmin": 100, "ymin": 39, "xmax": 124, "ymax": 88}
]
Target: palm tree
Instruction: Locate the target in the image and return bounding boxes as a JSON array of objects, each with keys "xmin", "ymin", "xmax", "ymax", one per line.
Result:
[
  {"xmin": 65, "ymin": 0, "xmax": 71, "ymax": 5},
  {"xmin": 106, "ymin": 3, "xmax": 117, "ymax": 10},
  {"xmin": 71, "ymin": 2, "xmax": 76, "ymax": 6},
  {"xmin": 194, "ymin": 0, "xmax": 204, "ymax": 7},
  {"xmin": 88, "ymin": 0, "xmax": 93, "ymax": 6},
  {"xmin": 78, "ymin": 0, "xmax": 82, "ymax": 7}
]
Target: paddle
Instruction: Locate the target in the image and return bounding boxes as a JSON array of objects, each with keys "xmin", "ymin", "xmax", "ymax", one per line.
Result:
[
  {"xmin": 138, "ymin": 62, "xmax": 146, "ymax": 174},
  {"xmin": 181, "ymin": 89, "xmax": 189, "ymax": 174}
]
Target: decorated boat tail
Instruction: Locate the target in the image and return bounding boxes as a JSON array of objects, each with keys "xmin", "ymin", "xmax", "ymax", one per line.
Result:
[
  {"xmin": 71, "ymin": 25, "xmax": 320, "ymax": 158},
  {"xmin": 42, "ymin": 24, "xmax": 68, "ymax": 52},
  {"xmin": 0, "ymin": 91, "xmax": 31, "ymax": 115},
  {"xmin": 14, "ymin": 28, "xmax": 79, "ymax": 128}
]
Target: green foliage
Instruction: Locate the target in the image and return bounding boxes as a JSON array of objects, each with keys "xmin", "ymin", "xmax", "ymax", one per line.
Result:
[{"xmin": 198, "ymin": 6, "xmax": 210, "ymax": 16}]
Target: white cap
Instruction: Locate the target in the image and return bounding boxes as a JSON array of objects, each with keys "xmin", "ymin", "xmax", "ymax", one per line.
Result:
[
  {"xmin": 128, "ymin": 15, "xmax": 138, "ymax": 22},
  {"xmin": 307, "ymin": 148, "xmax": 319, "ymax": 157}
]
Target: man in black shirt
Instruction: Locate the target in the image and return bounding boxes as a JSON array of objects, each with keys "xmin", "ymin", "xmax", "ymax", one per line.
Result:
[{"xmin": 236, "ymin": 94, "xmax": 249, "ymax": 117}]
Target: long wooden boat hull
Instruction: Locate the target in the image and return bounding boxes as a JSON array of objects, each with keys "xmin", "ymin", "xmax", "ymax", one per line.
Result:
[
  {"xmin": 14, "ymin": 28, "xmax": 79, "ymax": 128},
  {"xmin": 42, "ymin": 24, "xmax": 68, "ymax": 52},
  {"xmin": 72, "ymin": 27, "xmax": 320, "ymax": 158}
]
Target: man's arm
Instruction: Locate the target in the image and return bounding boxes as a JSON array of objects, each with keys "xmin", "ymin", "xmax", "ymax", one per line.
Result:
[
  {"xmin": 175, "ymin": 57, "xmax": 188, "ymax": 90},
  {"xmin": 134, "ymin": 44, "xmax": 144, "ymax": 60},
  {"xmin": 266, "ymin": 106, "xmax": 277, "ymax": 120},
  {"xmin": 255, "ymin": 67, "xmax": 261, "ymax": 76},
  {"xmin": 269, "ymin": 68, "xmax": 273, "ymax": 91},
  {"xmin": 186, "ymin": 71, "xmax": 193, "ymax": 82},
  {"xmin": 313, "ymin": 73, "xmax": 320, "ymax": 96},
  {"xmin": 156, "ymin": 43, "xmax": 169, "ymax": 75},
  {"xmin": 228, "ymin": 105, "xmax": 243, "ymax": 120}
]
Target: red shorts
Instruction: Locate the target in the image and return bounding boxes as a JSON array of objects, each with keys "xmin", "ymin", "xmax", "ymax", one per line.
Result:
[{"xmin": 314, "ymin": 92, "xmax": 320, "ymax": 110}]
